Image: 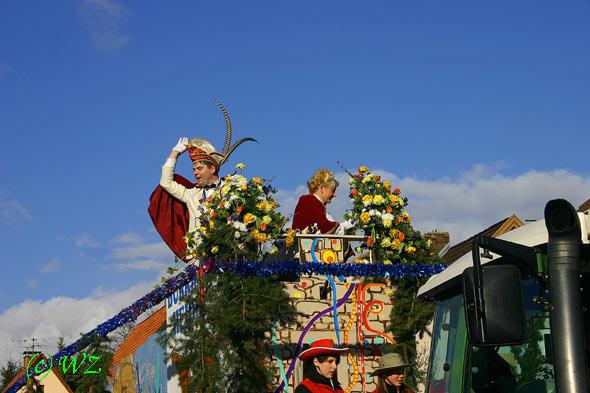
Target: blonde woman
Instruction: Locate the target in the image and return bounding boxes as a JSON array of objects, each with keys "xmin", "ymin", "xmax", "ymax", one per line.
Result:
[{"xmin": 292, "ymin": 168, "xmax": 353, "ymax": 234}]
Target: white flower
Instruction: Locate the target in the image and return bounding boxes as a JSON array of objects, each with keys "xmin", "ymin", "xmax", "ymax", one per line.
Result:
[
  {"xmin": 235, "ymin": 231, "xmax": 241, "ymax": 238},
  {"xmin": 382, "ymin": 213, "xmax": 394, "ymax": 221},
  {"xmin": 232, "ymin": 221, "xmax": 247, "ymax": 232}
]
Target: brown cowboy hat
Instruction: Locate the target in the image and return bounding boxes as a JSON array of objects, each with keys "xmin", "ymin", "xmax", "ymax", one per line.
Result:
[
  {"xmin": 298, "ymin": 339, "xmax": 349, "ymax": 362},
  {"xmin": 370, "ymin": 352, "xmax": 412, "ymax": 376}
]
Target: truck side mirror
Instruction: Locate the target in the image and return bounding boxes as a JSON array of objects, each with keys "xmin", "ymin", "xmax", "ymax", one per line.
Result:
[{"xmin": 462, "ymin": 264, "xmax": 526, "ymax": 346}]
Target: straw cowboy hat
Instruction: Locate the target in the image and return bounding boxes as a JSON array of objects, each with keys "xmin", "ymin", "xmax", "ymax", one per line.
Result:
[
  {"xmin": 298, "ymin": 339, "xmax": 349, "ymax": 362},
  {"xmin": 371, "ymin": 352, "xmax": 412, "ymax": 376}
]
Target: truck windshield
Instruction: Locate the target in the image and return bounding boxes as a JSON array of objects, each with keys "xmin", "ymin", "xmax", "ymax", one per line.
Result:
[
  {"xmin": 427, "ymin": 294, "xmax": 465, "ymax": 393},
  {"xmin": 466, "ymin": 278, "xmax": 554, "ymax": 393}
]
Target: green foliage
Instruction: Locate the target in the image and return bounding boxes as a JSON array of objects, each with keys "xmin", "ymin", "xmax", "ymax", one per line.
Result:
[
  {"xmin": 1, "ymin": 359, "xmax": 20, "ymax": 391},
  {"xmin": 63, "ymin": 334, "xmax": 113, "ymax": 393},
  {"xmin": 163, "ymin": 272, "xmax": 295, "ymax": 393},
  {"xmin": 387, "ymin": 234, "xmax": 442, "ymax": 387}
]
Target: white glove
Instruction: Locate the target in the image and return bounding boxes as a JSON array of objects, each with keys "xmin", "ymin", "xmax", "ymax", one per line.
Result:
[
  {"xmin": 172, "ymin": 137, "xmax": 189, "ymax": 153},
  {"xmin": 341, "ymin": 219, "xmax": 355, "ymax": 231}
]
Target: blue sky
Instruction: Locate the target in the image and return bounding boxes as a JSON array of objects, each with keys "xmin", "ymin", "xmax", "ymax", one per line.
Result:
[{"xmin": 1, "ymin": 0, "xmax": 589, "ymax": 362}]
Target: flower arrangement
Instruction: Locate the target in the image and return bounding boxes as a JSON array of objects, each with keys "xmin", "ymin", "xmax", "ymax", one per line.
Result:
[
  {"xmin": 183, "ymin": 163, "xmax": 287, "ymax": 261},
  {"xmin": 344, "ymin": 166, "xmax": 429, "ymax": 264}
]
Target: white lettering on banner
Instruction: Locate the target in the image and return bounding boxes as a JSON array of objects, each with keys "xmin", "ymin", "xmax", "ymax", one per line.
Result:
[{"xmin": 166, "ymin": 277, "xmax": 198, "ymax": 393}]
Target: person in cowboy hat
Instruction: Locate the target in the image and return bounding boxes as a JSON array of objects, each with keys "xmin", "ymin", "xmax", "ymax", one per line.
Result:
[
  {"xmin": 148, "ymin": 102, "xmax": 256, "ymax": 261},
  {"xmin": 294, "ymin": 338, "xmax": 349, "ymax": 393},
  {"xmin": 370, "ymin": 352, "xmax": 415, "ymax": 393}
]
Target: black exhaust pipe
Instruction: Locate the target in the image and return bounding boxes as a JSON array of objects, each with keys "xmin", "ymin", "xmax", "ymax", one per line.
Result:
[{"xmin": 544, "ymin": 199, "xmax": 588, "ymax": 392}]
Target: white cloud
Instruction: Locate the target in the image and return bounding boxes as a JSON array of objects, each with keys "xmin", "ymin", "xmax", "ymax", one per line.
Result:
[
  {"xmin": 108, "ymin": 231, "xmax": 174, "ymax": 271},
  {"xmin": 39, "ymin": 258, "xmax": 60, "ymax": 274},
  {"xmin": 111, "ymin": 231, "xmax": 143, "ymax": 245},
  {"xmin": 0, "ymin": 281, "xmax": 155, "ymax": 367},
  {"xmin": 79, "ymin": 0, "xmax": 129, "ymax": 51},
  {"xmin": 0, "ymin": 192, "xmax": 34, "ymax": 228},
  {"xmin": 275, "ymin": 166, "xmax": 590, "ymax": 246},
  {"xmin": 75, "ymin": 233, "xmax": 100, "ymax": 248}
]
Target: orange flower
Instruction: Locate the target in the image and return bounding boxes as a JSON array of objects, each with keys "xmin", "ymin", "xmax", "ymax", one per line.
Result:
[
  {"xmin": 393, "ymin": 187, "xmax": 401, "ymax": 195},
  {"xmin": 398, "ymin": 232, "xmax": 405, "ymax": 242},
  {"xmin": 210, "ymin": 211, "xmax": 218, "ymax": 218},
  {"xmin": 385, "ymin": 206, "xmax": 392, "ymax": 213},
  {"xmin": 351, "ymin": 189, "xmax": 360, "ymax": 197},
  {"xmin": 236, "ymin": 205, "xmax": 244, "ymax": 214},
  {"xmin": 259, "ymin": 222, "xmax": 267, "ymax": 231},
  {"xmin": 366, "ymin": 236, "xmax": 374, "ymax": 247},
  {"xmin": 374, "ymin": 175, "xmax": 380, "ymax": 181}
]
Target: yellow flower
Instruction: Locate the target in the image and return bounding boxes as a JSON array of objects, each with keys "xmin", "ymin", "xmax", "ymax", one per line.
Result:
[
  {"xmin": 286, "ymin": 229, "xmax": 296, "ymax": 247},
  {"xmin": 381, "ymin": 237, "xmax": 391, "ymax": 248},
  {"xmin": 209, "ymin": 221, "xmax": 215, "ymax": 229},
  {"xmin": 382, "ymin": 181, "xmax": 391, "ymax": 192},
  {"xmin": 360, "ymin": 212, "xmax": 371, "ymax": 224},
  {"xmin": 362, "ymin": 195, "xmax": 372, "ymax": 206},
  {"xmin": 390, "ymin": 228, "xmax": 399, "ymax": 238},
  {"xmin": 362, "ymin": 174, "xmax": 373, "ymax": 183},
  {"xmin": 383, "ymin": 220, "xmax": 392, "ymax": 228},
  {"xmin": 221, "ymin": 185, "xmax": 231, "ymax": 194},
  {"xmin": 372, "ymin": 195, "xmax": 384, "ymax": 205},
  {"xmin": 211, "ymin": 245, "xmax": 219, "ymax": 254},
  {"xmin": 266, "ymin": 200, "xmax": 277, "ymax": 211},
  {"xmin": 391, "ymin": 238, "xmax": 401, "ymax": 249},
  {"xmin": 199, "ymin": 226, "xmax": 207, "ymax": 233},
  {"xmin": 383, "ymin": 260, "xmax": 392, "ymax": 266},
  {"xmin": 262, "ymin": 215, "xmax": 272, "ymax": 224},
  {"xmin": 252, "ymin": 177, "xmax": 263, "ymax": 184},
  {"xmin": 256, "ymin": 201, "xmax": 267, "ymax": 211},
  {"xmin": 358, "ymin": 166, "xmax": 368, "ymax": 173},
  {"xmin": 240, "ymin": 184, "xmax": 248, "ymax": 190},
  {"xmin": 243, "ymin": 213, "xmax": 257, "ymax": 225},
  {"xmin": 401, "ymin": 211, "xmax": 411, "ymax": 222},
  {"xmin": 388, "ymin": 194, "xmax": 402, "ymax": 205},
  {"xmin": 235, "ymin": 162, "xmax": 246, "ymax": 170},
  {"xmin": 406, "ymin": 245, "xmax": 416, "ymax": 253},
  {"xmin": 251, "ymin": 229, "xmax": 268, "ymax": 244}
]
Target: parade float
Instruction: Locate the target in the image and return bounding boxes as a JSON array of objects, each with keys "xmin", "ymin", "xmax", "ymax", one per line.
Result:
[{"xmin": 6, "ymin": 104, "xmax": 444, "ymax": 393}]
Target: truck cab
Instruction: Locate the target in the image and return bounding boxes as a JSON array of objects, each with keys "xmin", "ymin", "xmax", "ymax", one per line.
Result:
[{"xmin": 417, "ymin": 200, "xmax": 590, "ymax": 393}]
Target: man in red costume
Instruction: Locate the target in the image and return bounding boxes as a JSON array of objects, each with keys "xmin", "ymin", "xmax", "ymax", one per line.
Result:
[
  {"xmin": 148, "ymin": 102, "xmax": 257, "ymax": 262},
  {"xmin": 148, "ymin": 137, "xmax": 222, "ymax": 262}
]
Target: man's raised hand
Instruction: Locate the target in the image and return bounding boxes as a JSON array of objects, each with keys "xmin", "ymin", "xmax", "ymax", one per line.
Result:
[{"xmin": 172, "ymin": 137, "xmax": 189, "ymax": 153}]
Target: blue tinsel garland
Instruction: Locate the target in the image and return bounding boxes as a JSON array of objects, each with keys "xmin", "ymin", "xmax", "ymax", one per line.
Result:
[{"xmin": 6, "ymin": 260, "xmax": 445, "ymax": 393}]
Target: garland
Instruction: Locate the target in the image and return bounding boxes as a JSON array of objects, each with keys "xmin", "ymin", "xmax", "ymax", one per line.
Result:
[{"xmin": 7, "ymin": 260, "xmax": 445, "ymax": 393}]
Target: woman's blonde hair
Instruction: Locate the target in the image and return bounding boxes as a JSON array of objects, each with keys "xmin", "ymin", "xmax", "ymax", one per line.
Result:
[{"xmin": 307, "ymin": 168, "xmax": 339, "ymax": 193}]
